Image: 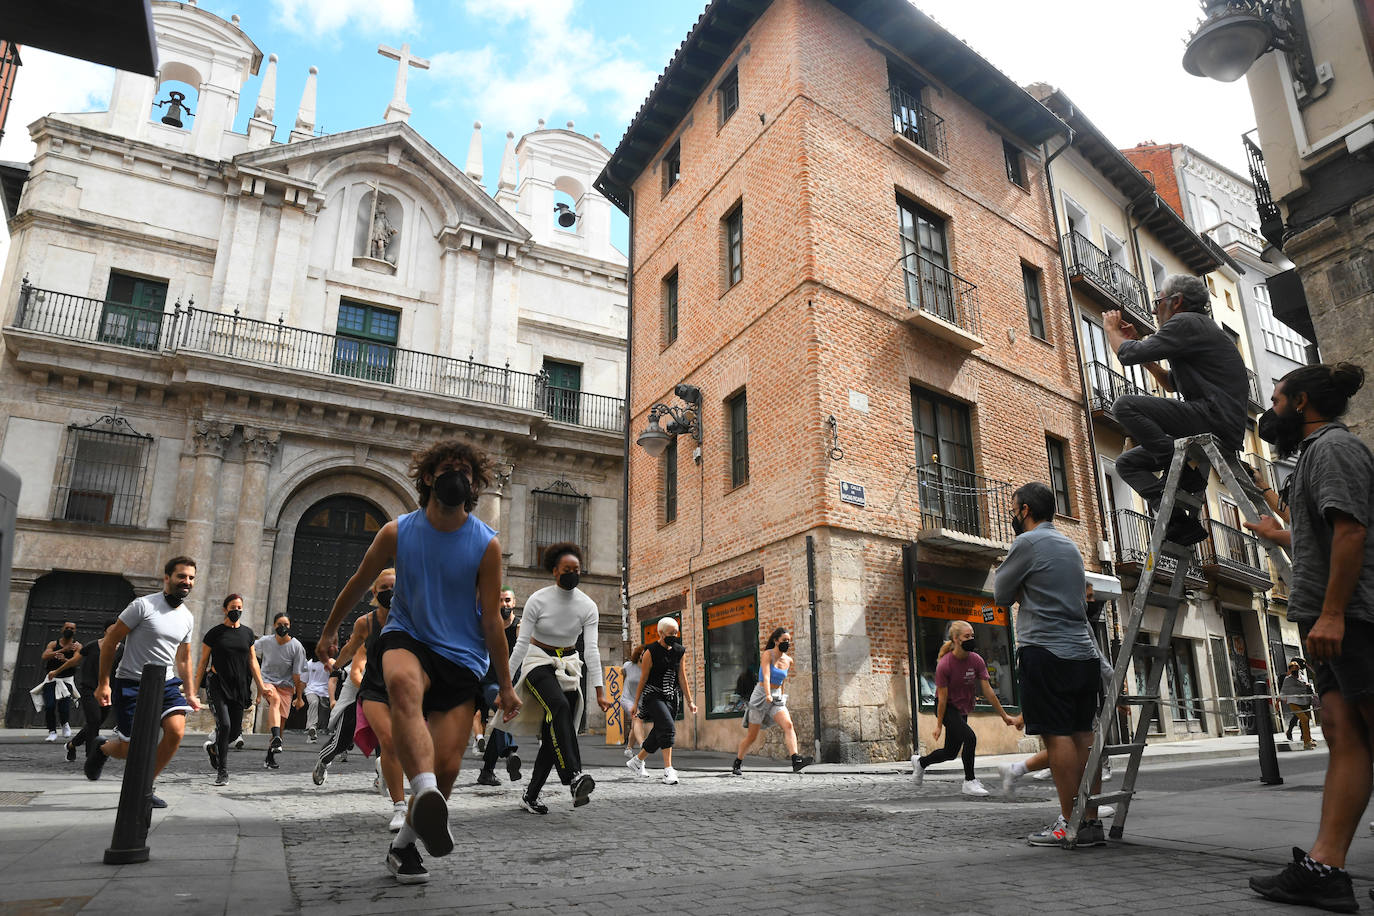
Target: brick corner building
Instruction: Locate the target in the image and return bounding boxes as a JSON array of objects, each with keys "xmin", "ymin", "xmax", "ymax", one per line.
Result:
[{"xmin": 598, "ymin": 0, "xmax": 1101, "ymax": 762}]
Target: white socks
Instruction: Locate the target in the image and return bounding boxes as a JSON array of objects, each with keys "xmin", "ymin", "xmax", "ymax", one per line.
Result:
[
  {"xmin": 1010, "ymin": 761, "xmax": 1029, "ymax": 778},
  {"xmin": 411, "ymin": 772, "xmax": 437, "ymax": 795}
]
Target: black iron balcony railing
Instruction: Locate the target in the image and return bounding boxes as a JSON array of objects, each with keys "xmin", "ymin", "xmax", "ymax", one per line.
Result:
[
  {"xmin": 1084, "ymin": 361, "xmax": 1148, "ymax": 415},
  {"xmin": 915, "ymin": 463, "xmax": 1014, "ymax": 543},
  {"xmin": 1199, "ymin": 518, "xmax": 1270, "ymax": 587},
  {"xmin": 1246, "ymin": 369, "xmax": 1264, "ymax": 412},
  {"xmin": 890, "ymin": 84, "xmax": 947, "ymax": 162},
  {"xmin": 1113, "ymin": 509, "xmax": 1206, "ymax": 582},
  {"xmin": 899, "ymin": 248, "xmax": 982, "ymax": 338},
  {"xmin": 1062, "ymin": 231, "xmax": 1153, "ymax": 328},
  {"xmin": 1244, "ymin": 132, "xmax": 1284, "ymax": 249},
  {"xmin": 9, "ymin": 282, "xmax": 626, "ymax": 433}
]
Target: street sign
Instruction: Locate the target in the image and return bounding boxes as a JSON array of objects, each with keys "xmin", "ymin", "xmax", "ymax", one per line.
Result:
[{"xmin": 839, "ymin": 481, "xmax": 865, "ymax": 507}]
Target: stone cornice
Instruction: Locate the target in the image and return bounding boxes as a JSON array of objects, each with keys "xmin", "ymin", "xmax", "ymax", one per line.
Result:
[
  {"xmin": 6, "ymin": 209, "xmax": 218, "ymax": 262},
  {"xmin": 517, "ymin": 314, "xmax": 626, "ymax": 350}
]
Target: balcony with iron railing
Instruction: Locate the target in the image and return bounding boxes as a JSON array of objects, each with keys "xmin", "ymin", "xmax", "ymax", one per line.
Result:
[
  {"xmin": 7, "ymin": 281, "xmax": 627, "ymax": 434},
  {"xmin": 1084, "ymin": 361, "xmax": 1149, "ymax": 426},
  {"xmin": 1199, "ymin": 519, "xmax": 1272, "ymax": 590},
  {"xmin": 889, "ymin": 84, "xmax": 948, "ymax": 171},
  {"xmin": 1062, "ymin": 231, "xmax": 1155, "ymax": 331},
  {"xmin": 1205, "ymin": 220, "xmax": 1265, "ymax": 257},
  {"xmin": 913, "ymin": 463, "xmax": 1014, "ymax": 556},
  {"xmin": 1112, "ymin": 509, "xmax": 1207, "ymax": 588},
  {"xmin": 898, "ymin": 248, "xmax": 983, "ymax": 350}
]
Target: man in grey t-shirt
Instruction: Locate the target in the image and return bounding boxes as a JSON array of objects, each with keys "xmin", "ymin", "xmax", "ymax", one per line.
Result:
[
  {"xmin": 255, "ymin": 613, "xmax": 306, "ymax": 768},
  {"xmin": 1246, "ymin": 363, "xmax": 1371, "ymax": 912}
]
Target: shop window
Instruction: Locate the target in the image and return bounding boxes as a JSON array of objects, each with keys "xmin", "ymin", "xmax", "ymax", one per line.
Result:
[
  {"xmin": 914, "ymin": 588, "xmax": 1015, "ymax": 709},
  {"xmin": 703, "ymin": 591, "xmax": 759, "ymax": 719}
]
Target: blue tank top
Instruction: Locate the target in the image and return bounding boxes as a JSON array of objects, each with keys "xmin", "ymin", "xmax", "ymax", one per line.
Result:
[
  {"xmin": 383, "ymin": 509, "xmax": 496, "ymax": 677},
  {"xmin": 769, "ymin": 664, "xmax": 788, "ymax": 685}
]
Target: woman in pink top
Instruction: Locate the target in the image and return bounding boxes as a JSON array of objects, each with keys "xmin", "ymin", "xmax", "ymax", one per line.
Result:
[{"xmin": 912, "ymin": 620, "xmax": 1018, "ymax": 796}]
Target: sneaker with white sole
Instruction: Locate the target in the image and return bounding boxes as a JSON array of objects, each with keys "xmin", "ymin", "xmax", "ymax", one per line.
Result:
[
  {"xmin": 998, "ymin": 763, "xmax": 1017, "ymax": 796},
  {"xmin": 626, "ymin": 757, "xmax": 647, "ymax": 778},
  {"xmin": 312, "ymin": 759, "xmax": 327, "ymax": 786},
  {"xmin": 661, "ymin": 767, "xmax": 679, "ymax": 785},
  {"xmin": 1028, "ymin": 815, "xmax": 1071, "ymax": 847},
  {"xmin": 961, "ymin": 778, "xmax": 990, "ymax": 797},
  {"xmin": 1098, "ymin": 804, "xmax": 1115, "ymax": 818},
  {"xmin": 1102, "ymin": 758, "xmax": 1113, "ymax": 781},
  {"xmin": 520, "ymin": 794, "xmax": 548, "ymax": 815},
  {"xmin": 1031, "ymin": 768, "xmax": 1052, "ymax": 780},
  {"xmin": 386, "ymin": 843, "xmax": 428, "ymax": 884},
  {"xmin": 232, "ymin": 736, "xmax": 245, "ymax": 750},
  {"xmin": 570, "ymin": 772, "xmax": 595, "ymax": 807},
  {"xmin": 61, "ymin": 724, "xmax": 72, "ymax": 739},
  {"xmin": 911, "ymin": 756, "xmax": 925, "ymax": 785},
  {"xmin": 45, "ymin": 732, "xmax": 57, "ymax": 743},
  {"xmin": 388, "ymin": 802, "xmax": 407, "ymax": 832},
  {"xmin": 407, "ymin": 787, "xmax": 453, "ymax": 858}
]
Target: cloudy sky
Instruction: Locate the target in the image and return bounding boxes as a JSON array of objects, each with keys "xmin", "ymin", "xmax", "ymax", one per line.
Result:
[{"xmin": 1, "ymin": 0, "xmax": 1257, "ymax": 252}]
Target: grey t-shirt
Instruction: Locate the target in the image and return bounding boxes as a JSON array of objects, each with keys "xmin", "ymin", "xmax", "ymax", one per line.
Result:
[
  {"xmin": 1286, "ymin": 423, "xmax": 1374, "ymax": 625},
  {"xmin": 994, "ymin": 522, "xmax": 1097, "ymax": 660},
  {"xmin": 116, "ymin": 593, "xmax": 195, "ymax": 682},
  {"xmin": 1116, "ymin": 311, "xmax": 1249, "ymax": 450},
  {"xmin": 255, "ymin": 635, "xmax": 307, "ymax": 687}
]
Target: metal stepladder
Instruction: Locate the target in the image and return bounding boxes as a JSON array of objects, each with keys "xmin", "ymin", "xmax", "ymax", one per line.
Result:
[{"xmin": 1066, "ymin": 433, "xmax": 1294, "ymax": 847}]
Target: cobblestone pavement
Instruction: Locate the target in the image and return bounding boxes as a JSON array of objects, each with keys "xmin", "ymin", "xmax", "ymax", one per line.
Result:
[{"xmin": 2, "ymin": 734, "xmax": 1367, "ymax": 914}]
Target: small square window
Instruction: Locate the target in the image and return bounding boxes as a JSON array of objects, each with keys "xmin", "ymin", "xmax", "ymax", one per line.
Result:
[
  {"xmin": 663, "ymin": 140, "xmax": 681, "ymax": 195},
  {"xmin": 719, "ymin": 68, "xmax": 739, "ymax": 125},
  {"xmin": 1003, "ymin": 139, "xmax": 1025, "ymax": 187},
  {"xmin": 1022, "ymin": 263, "xmax": 1046, "ymax": 340},
  {"xmin": 664, "ymin": 269, "xmax": 679, "ymax": 345},
  {"xmin": 724, "ymin": 203, "xmax": 743, "ymax": 288}
]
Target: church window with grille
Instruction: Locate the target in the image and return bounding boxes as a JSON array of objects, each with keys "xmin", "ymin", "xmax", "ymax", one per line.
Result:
[
  {"xmin": 55, "ymin": 416, "xmax": 152, "ymax": 526},
  {"xmin": 530, "ymin": 479, "xmax": 589, "ymax": 569}
]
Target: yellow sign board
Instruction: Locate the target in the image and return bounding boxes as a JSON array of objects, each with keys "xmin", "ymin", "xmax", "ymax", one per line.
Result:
[
  {"xmin": 603, "ymin": 665, "xmax": 626, "ymax": 745},
  {"xmin": 915, "ymin": 587, "xmax": 1008, "ymax": 627},
  {"xmin": 706, "ymin": 594, "xmax": 756, "ymax": 630}
]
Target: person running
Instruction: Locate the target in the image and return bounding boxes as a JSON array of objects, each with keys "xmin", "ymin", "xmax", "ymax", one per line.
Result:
[
  {"xmin": 506, "ymin": 544, "xmax": 609, "ymax": 814},
  {"xmin": 64, "ymin": 619, "xmax": 117, "ymax": 762},
  {"xmin": 1280, "ymin": 659, "xmax": 1316, "ymax": 749},
  {"xmin": 628, "ymin": 617, "xmax": 696, "ymax": 786},
  {"xmin": 304, "ymin": 653, "xmax": 332, "ymax": 742},
  {"xmin": 85, "ymin": 556, "xmax": 202, "ymax": 810},
  {"xmin": 732, "ymin": 627, "xmax": 814, "ymax": 776},
  {"xmin": 193, "ymin": 594, "xmax": 267, "ymax": 786},
  {"xmin": 475, "ymin": 588, "xmax": 522, "ymax": 787},
  {"xmin": 254, "ymin": 614, "xmax": 306, "ymax": 769},
  {"xmin": 621, "ymin": 644, "xmax": 646, "ymax": 758},
  {"xmin": 911, "ymin": 620, "xmax": 1017, "ymax": 796},
  {"xmin": 317, "ymin": 439, "xmax": 519, "ymax": 885},
  {"xmin": 39, "ymin": 623, "xmax": 81, "ymax": 742}
]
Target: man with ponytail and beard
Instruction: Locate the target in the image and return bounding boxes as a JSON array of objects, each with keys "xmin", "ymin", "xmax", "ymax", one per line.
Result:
[
  {"xmin": 318, "ymin": 440, "xmax": 519, "ymax": 885},
  {"xmin": 1245, "ymin": 363, "xmax": 1373, "ymax": 914}
]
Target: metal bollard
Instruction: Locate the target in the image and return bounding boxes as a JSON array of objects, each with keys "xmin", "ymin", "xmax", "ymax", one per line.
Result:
[
  {"xmin": 104, "ymin": 663, "xmax": 166, "ymax": 864},
  {"xmin": 1254, "ymin": 678, "xmax": 1283, "ymax": 786}
]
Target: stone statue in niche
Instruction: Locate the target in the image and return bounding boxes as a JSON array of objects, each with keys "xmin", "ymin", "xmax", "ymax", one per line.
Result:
[
  {"xmin": 354, "ymin": 182, "xmax": 401, "ymax": 268},
  {"xmin": 370, "ymin": 203, "xmax": 398, "ymax": 262}
]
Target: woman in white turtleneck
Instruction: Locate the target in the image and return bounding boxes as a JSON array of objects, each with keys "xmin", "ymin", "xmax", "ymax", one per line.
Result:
[{"xmin": 507, "ymin": 542, "xmax": 611, "ymax": 815}]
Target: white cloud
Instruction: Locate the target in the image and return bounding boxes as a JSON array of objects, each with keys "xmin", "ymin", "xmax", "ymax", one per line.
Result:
[
  {"xmin": 0, "ymin": 48, "xmax": 112, "ymax": 164},
  {"xmin": 431, "ymin": 0, "xmax": 658, "ymax": 137},
  {"xmin": 274, "ymin": 0, "xmax": 417, "ymax": 35}
]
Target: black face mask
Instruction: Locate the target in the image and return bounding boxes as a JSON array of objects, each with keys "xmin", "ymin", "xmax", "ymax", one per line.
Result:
[
  {"xmin": 960, "ymin": 638, "xmax": 977, "ymax": 653},
  {"xmin": 275, "ymin": 624, "xmax": 290, "ymax": 637},
  {"xmin": 432, "ymin": 470, "xmax": 471, "ymax": 508},
  {"xmin": 1011, "ymin": 509, "xmax": 1027, "ymax": 536},
  {"xmin": 165, "ymin": 591, "xmax": 185, "ymax": 608},
  {"xmin": 376, "ymin": 588, "xmax": 394, "ymax": 609},
  {"xmin": 62, "ymin": 628, "xmax": 75, "ymax": 639},
  {"xmin": 777, "ymin": 640, "xmax": 792, "ymax": 653},
  {"xmin": 558, "ymin": 571, "xmax": 580, "ymax": 591},
  {"xmin": 1258, "ymin": 406, "xmax": 1306, "ymax": 460},
  {"xmin": 226, "ymin": 610, "xmax": 242, "ymax": 623},
  {"xmin": 666, "ymin": 635, "xmax": 682, "ymax": 646}
]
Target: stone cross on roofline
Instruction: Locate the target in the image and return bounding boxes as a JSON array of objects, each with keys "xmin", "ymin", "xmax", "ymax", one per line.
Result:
[{"xmin": 379, "ymin": 42, "xmax": 430, "ymax": 124}]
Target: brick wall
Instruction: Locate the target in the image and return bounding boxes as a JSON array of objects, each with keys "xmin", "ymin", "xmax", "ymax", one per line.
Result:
[{"xmin": 1121, "ymin": 143, "xmax": 1185, "ymax": 217}]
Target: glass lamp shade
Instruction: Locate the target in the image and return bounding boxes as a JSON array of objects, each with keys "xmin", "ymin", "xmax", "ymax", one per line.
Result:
[
  {"xmin": 1183, "ymin": 11, "xmax": 1272, "ymax": 82},
  {"xmin": 636, "ymin": 419, "xmax": 670, "ymax": 457}
]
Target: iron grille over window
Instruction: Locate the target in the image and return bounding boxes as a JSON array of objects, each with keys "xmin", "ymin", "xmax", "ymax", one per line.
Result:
[
  {"xmin": 531, "ymin": 479, "xmax": 589, "ymax": 569},
  {"xmin": 55, "ymin": 415, "xmax": 152, "ymax": 526}
]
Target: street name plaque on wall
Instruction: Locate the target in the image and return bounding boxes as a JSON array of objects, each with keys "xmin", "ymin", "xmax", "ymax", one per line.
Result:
[{"xmin": 839, "ymin": 481, "xmax": 865, "ymax": 507}]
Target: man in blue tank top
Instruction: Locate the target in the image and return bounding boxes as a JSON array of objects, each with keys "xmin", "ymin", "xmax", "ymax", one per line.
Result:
[{"xmin": 319, "ymin": 439, "xmax": 520, "ymax": 885}]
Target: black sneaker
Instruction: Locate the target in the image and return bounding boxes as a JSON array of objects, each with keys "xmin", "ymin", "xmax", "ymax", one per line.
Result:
[
  {"xmin": 570, "ymin": 772, "xmax": 595, "ymax": 807},
  {"xmin": 791, "ymin": 754, "xmax": 814, "ymax": 773},
  {"xmin": 506, "ymin": 753, "xmax": 522, "ymax": 782},
  {"xmin": 83, "ymin": 741, "xmax": 108, "ymax": 781},
  {"xmin": 519, "ymin": 794, "xmax": 548, "ymax": 815},
  {"xmin": 149, "ymin": 794, "xmax": 167, "ymax": 809},
  {"xmin": 1249, "ymin": 848, "xmax": 1357, "ymax": 913},
  {"xmin": 65, "ymin": 742, "xmax": 77, "ymax": 762},
  {"xmin": 269, "ymin": 736, "xmax": 284, "ymax": 754},
  {"xmin": 732, "ymin": 758, "xmax": 743, "ymax": 777},
  {"xmin": 205, "ymin": 739, "xmax": 220, "ymax": 771},
  {"xmin": 408, "ymin": 787, "xmax": 454, "ymax": 858},
  {"xmin": 214, "ymin": 770, "xmax": 229, "ymax": 787},
  {"xmin": 1076, "ymin": 819, "xmax": 1107, "ymax": 848},
  {"xmin": 264, "ymin": 753, "xmax": 280, "ymax": 770},
  {"xmin": 386, "ymin": 843, "xmax": 429, "ymax": 885},
  {"xmin": 476, "ymin": 769, "xmax": 500, "ymax": 787}
]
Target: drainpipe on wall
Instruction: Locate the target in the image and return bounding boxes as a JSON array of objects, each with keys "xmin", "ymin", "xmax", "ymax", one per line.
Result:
[{"xmin": 805, "ymin": 534, "xmax": 822, "ymax": 762}]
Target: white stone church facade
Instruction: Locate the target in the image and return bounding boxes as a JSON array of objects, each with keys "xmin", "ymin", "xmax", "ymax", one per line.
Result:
[{"xmin": 0, "ymin": 1, "xmax": 628, "ymax": 727}]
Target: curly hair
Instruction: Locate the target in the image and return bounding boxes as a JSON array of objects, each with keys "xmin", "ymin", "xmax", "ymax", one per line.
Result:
[
  {"xmin": 408, "ymin": 439, "xmax": 492, "ymax": 510},
  {"xmin": 542, "ymin": 541, "xmax": 583, "ymax": 572}
]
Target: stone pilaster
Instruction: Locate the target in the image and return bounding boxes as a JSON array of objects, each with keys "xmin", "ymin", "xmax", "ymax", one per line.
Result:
[
  {"xmin": 227, "ymin": 427, "xmax": 280, "ymax": 618},
  {"xmin": 183, "ymin": 420, "xmax": 233, "ymax": 638}
]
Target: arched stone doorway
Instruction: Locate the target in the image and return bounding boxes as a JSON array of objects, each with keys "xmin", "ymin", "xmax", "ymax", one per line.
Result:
[
  {"xmin": 285, "ymin": 495, "xmax": 389, "ymax": 657},
  {"xmin": 5, "ymin": 572, "xmax": 134, "ymax": 727}
]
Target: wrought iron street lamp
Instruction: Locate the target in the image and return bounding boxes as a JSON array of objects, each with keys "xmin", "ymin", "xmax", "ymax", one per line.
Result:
[
  {"xmin": 1182, "ymin": 0, "xmax": 1316, "ymax": 91},
  {"xmin": 636, "ymin": 383, "xmax": 702, "ymax": 459}
]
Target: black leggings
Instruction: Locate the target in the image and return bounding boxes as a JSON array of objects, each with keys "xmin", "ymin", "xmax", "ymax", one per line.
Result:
[
  {"xmin": 919, "ymin": 705, "xmax": 976, "ymax": 780},
  {"xmin": 523, "ymin": 666, "xmax": 582, "ymax": 798},
  {"xmin": 42, "ymin": 681, "xmax": 71, "ymax": 731},
  {"xmin": 318, "ymin": 698, "xmax": 357, "ymax": 767},
  {"xmin": 640, "ymin": 696, "xmax": 676, "ymax": 754},
  {"xmin": 208, "ymin": 683, "xmax": 245, "ymax": 771},
  {"xmin": 70, "ymin": 691, "xmax": 104, "ymax": 754}
]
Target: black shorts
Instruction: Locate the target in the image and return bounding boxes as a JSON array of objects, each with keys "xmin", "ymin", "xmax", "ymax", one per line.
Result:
[
  {"xmin": 372, "ymin": 629, "xmax": 481, "ymax": 714},
  {"xmin": 1018, "ymin": 646, "xmax": 1100, "ymax": 737},
  {"xmin": 1301, "ymin": 618, "xmax": 1374, "ymax": 703},
  {"xmin": 357, "ymin": 654, "xmax": 389, "ymax": 706}
]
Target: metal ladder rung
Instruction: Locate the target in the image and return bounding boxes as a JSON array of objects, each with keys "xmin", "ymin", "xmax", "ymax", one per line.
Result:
[
  {"xmin": 1172, "ymin": 491, "xmax": 1204, "ymax": 511},
  {"xmin": 1157, "ymin": 541, "xmax": 1195, "ymax": 560},
  {"xmin": 1089, "ymin": 791, "xmax": 1134, "ymax": 806},
  {"xmin": 1103, "ymin": 743, "xmax": 1146, "ymax": 757},
  {"xmin": 1118, "ymin": 694, "xmax": 1161, "ymax": 705}
]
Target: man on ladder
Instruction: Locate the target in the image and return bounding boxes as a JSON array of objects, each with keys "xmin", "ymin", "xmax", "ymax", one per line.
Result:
[{"xmin": 1104, "ymin": 274, "xmax": 1249, "ymax": 544}]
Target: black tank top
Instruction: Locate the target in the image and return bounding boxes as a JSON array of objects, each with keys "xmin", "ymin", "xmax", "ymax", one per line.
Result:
[
  {"xmin": 46, "ymin": 639, "xmax": 78, "ymax": 673},
  {"xmin": 360, "ymin": 610, "xmax": 387, "ymax": 697},
  {"xmin": 642, "ymin": 641, "xmax": 684, "ymax": 701}
]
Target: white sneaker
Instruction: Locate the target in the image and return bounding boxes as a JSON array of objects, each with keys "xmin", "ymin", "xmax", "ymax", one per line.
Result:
[
  {"xmin": 911, "ymin": 755, "xmax": 925, "ymax": 785},
  {"xmin": 626, "ymin": 757, "xmax": 647, "ymax": 778},
  {"xmin": 1102, "ymin": 758, "xmax": 1113, "ymax": 781},
  {"xmin": 998, "ymin": 763, "xmax": 1017, "ymax": 796},
  {"xmin": 375, "ymin": 756, "xmax": 387, "ymax": 796},
  {"xmin": 388, "ymin": 802, "xmax": 407, "ymax": 833},
  {"xmin": 45, "ymin": 732, "xmax": 58, "ymax": 743},
  {"xmin": 961, "ymin": 778, "xmax": 990, "ymax": 797},
  {"xmin": 233, "ymin": 736, "xmax": 245, "ymax": 750},
  {"xmin": 623, "ymin": 744, "xmax": 635, "ymax": 758},
  {"xmin": 1098, "ymin": 804, "xmax": 1115, "ymax": 818},
  {"xmin": 61, "ymin": 724, "xmax": 72, "ymax": 739},
  {"xmin": 1031, "ymin": 768, "xmax": 1052, "ymax": 780},
  {"xmin": 662, "ymin": 767, "xmax": 679, "ymax": 785}
]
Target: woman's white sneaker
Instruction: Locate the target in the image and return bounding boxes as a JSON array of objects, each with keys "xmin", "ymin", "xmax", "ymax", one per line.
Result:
[
  {"xmin": 912, "ymin": 756, "xmax": 925, "ymax": 785},
  {"xmin": 661, "ymin": 766, "xmax": 679, "ymax": 785},
  {"xmin": 626, "ymin": 757, "xmax": 647, "ymax": 778},
  {"xmin": 961, "ymin": 778, "xmax": 990, "ymax": 797}
]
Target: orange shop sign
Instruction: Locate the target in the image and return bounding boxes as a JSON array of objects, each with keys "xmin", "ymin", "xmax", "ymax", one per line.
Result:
[
  {"xmin": 915, "ymin": 588, "xmax": 1008, "ymax": 627},
  {"xmin": 706, "ymin": 594, "xmax": 757, "ymax": 630}
]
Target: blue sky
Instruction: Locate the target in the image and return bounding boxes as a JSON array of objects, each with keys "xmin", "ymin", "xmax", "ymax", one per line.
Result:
[{"xmin": 2, "ymin": 0, "xmax": 1258, "ymax": 254}]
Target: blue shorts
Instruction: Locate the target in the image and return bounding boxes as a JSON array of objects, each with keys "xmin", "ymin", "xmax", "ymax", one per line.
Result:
[{"xmin": 112, "ymin": 676, "xmax": 193, "ymax": 740}]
